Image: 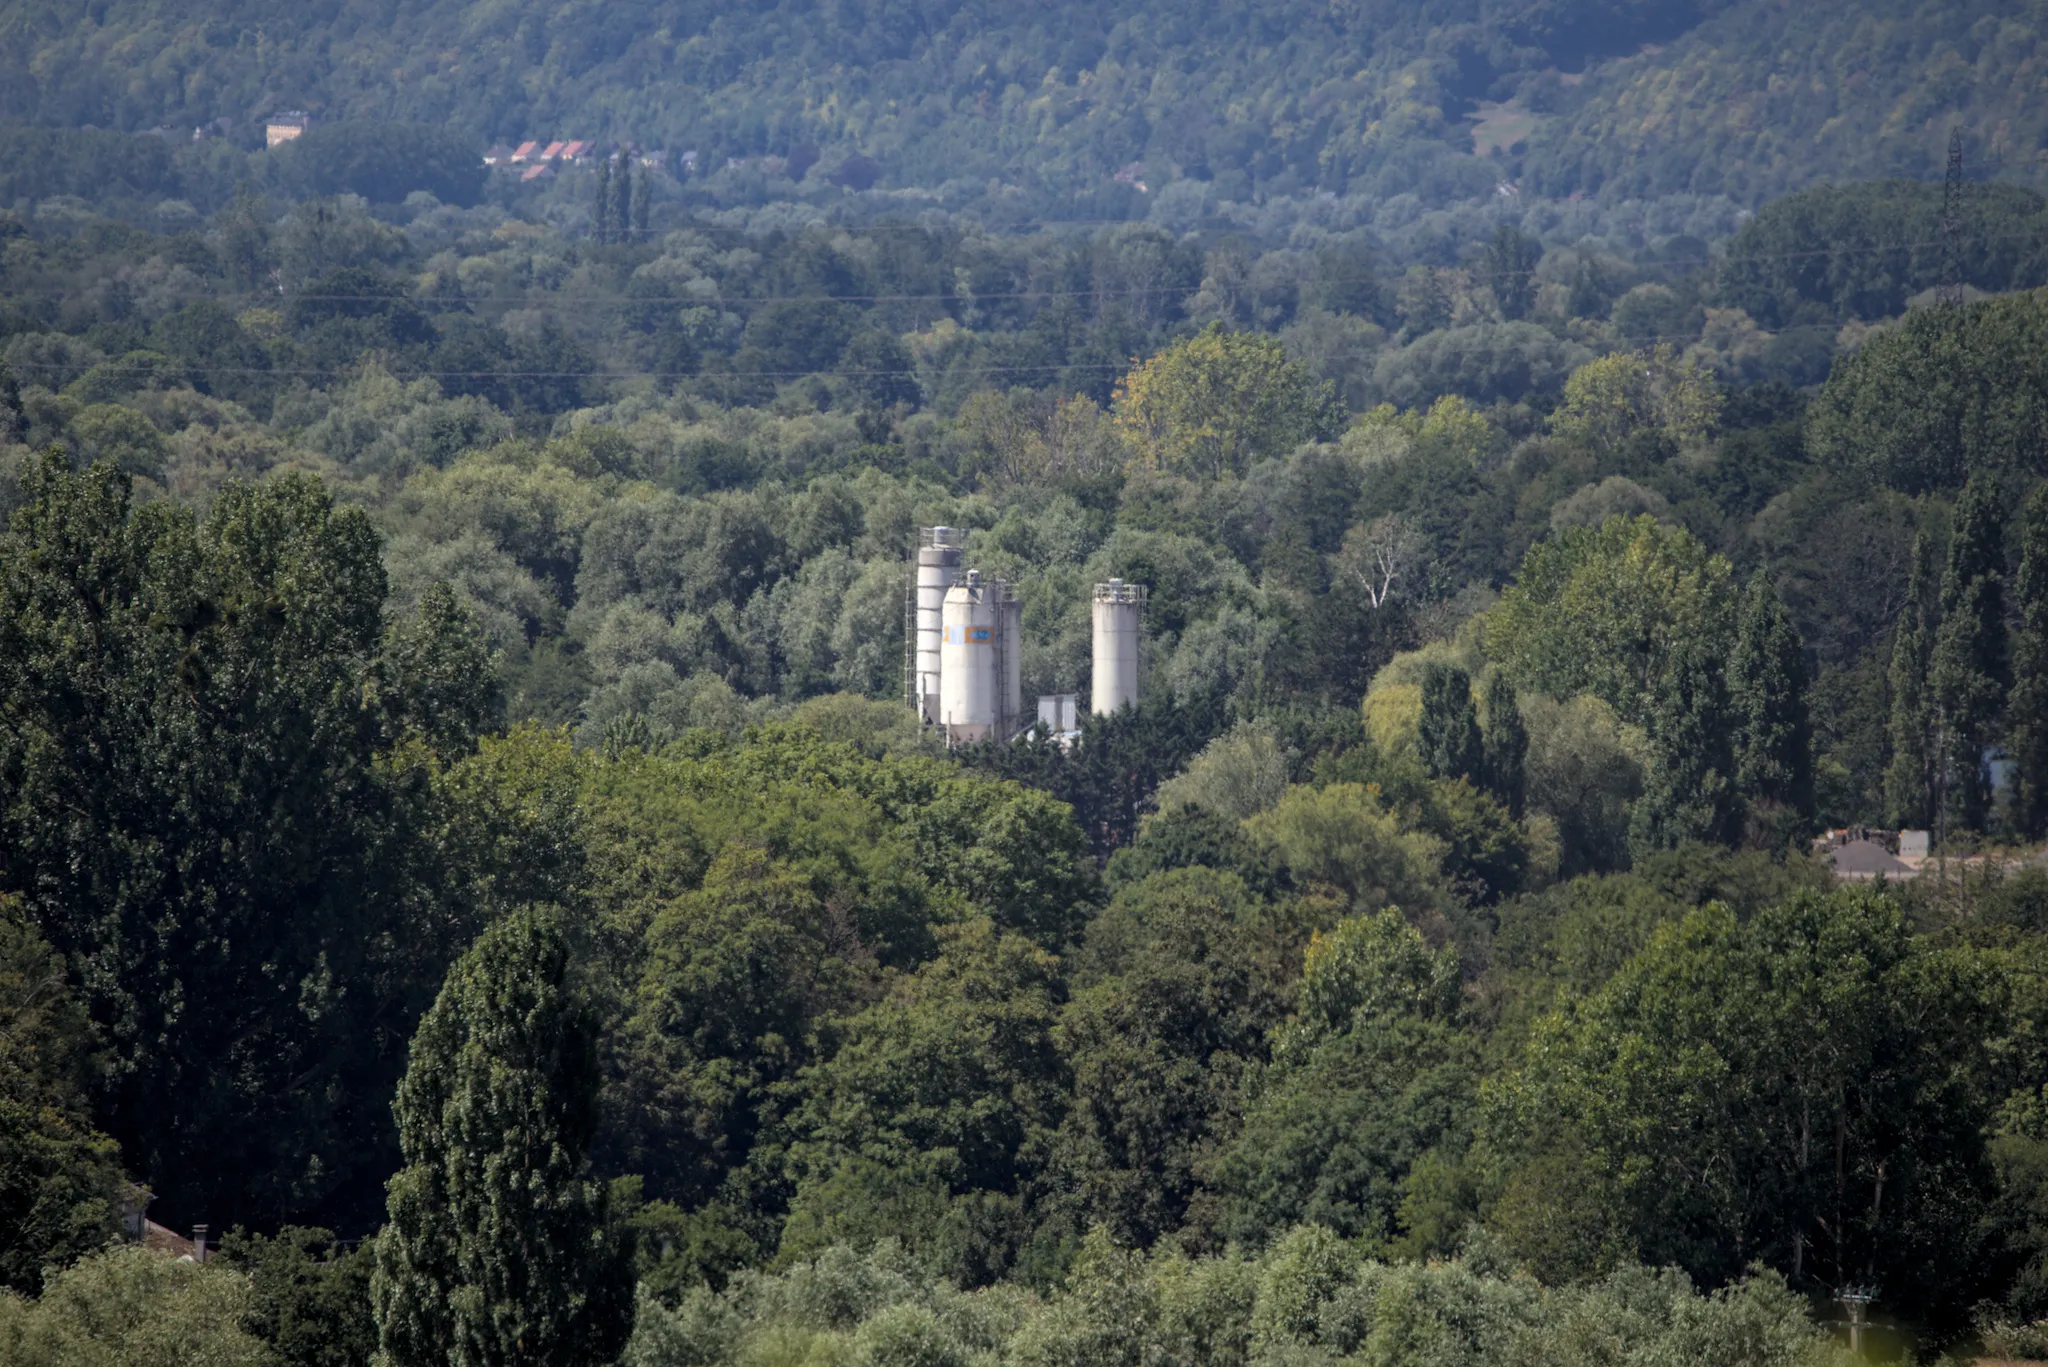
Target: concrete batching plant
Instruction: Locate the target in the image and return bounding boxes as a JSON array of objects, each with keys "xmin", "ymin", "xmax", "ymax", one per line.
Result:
[{"xmin": 909, "ymin": 529, "xmax": 1144, "ymax": 746}]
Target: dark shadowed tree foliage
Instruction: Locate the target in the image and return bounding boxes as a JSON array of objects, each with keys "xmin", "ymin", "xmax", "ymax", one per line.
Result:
[
  {"xmin": 0, "ymin": 360, "xmax": 21, "ymax": 445},
  {"xmin": 609, "ymin": 846, "xmax": 847, "ymax": 1209},
  {"xmin": 1053, "ymin": 867, "xmax": 1276, "ymax": 1246},
  {"xmin": 219, "ymin": 1225, "xmax": 378, "ymax": 1367},
  {"xmin": 1104, "ymin": 802, "xmax": 1291, "ymax": 898},
  {"xmin": 1484, "ymin": 224, "xmax": 1543, "ymax": 321},
  {"xmin": 1729, "ymin": 573, "xmax": 1813, "ymax": 831},
  {"xmin": 1216, "ymin": 909, "xmax": 1475, "ymax": 1246},
  {"xmin": 778, "ymin": 917, "xmax": 1067, "ymax": 1284},
  {"xmin": 379, "ymin": 582, "xmax": 503, "ymax": 757},
  {"xmin": 960, "ymin": 692, "xmax": 1229, "ymax": 861},
  {"xmin": 593, "ymin": 155, "xmax": 615, "ymax": 246},
  {"xmin": 1481, "ymin": 672, "xmax": 1528, "ymax": 819},
  {"xmin": 0, "ymin": 126, "xmax": 180, "ymax": 206},
  {"xmin": 1716, "ymin": 181, "xmax": 2048, "ymax": 327},
  {"xmin": 1418, "ymin": 662, "xmax": 1482, "ymax": 784},
  {"xmin": 1630, "ymin": 634, "xmax": 1739, "ymax": 859},
  {"xmin": 0, "ymin": 899, "xmax": 123, "ymax": 1296},
  {"xmin": 1809, "ymin": 292, "xmax": 2048, "ymax": 493},
  {"xmin": 0, "ymin": 452, "xmax": 481, "ymax": 1230},
  {"xmin": 150, "ymin": 300, "xmax": 275, "ymax": 406},
  {"xmin": 838, "ymin": 329, "xmax": 923, "ymax": 412},
  {"xmin": 1492, "ymin": 888, "xmax": 2001, "ymax": 1314},
  {"xmin": 277, "ymin": 122, "xmax": 488, "ymax": 206},
  {"xmin": 2012, "ymin": 485, "xmax": 2048, "ymax": 839},
  {"xmin": 1886, "ymin": 529, "xmax": 1940, "ymax": 830}
]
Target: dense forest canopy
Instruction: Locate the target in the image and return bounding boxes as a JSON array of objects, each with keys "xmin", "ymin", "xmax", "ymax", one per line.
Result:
[{"xmin": 10, "ymin": 3, "xmax": 2048, "ymax": 1365}]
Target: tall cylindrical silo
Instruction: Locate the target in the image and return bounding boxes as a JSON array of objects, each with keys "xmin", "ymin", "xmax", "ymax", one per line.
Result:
[
  {"xmin": 1091, "ymin": 579, "xmax": 1145, "ymax": 716},
  {"xmin": 940, "ymin": 571, "xmax": 1003, "ymax": 745},
  {"xmin": 913, "ymin": 527, "xmax": 962, "ymax": 723}
]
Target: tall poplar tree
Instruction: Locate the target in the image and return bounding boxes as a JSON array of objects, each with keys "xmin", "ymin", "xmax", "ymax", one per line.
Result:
[
  {"xmin": 1931, "ymin": 477, "xmax": 2009, "ymax": 832},
  {"xmin": 1481, "ymin": 672, "xmax": 1528, "ymax": 819},
  {"xmin": 2010, "ymin": 483, "xmax": 2048, "ymax": 837},
  {"xmin": 631, "ymin": 162, "xmax": 651, "ymax": 235},
  {"xmin": 1885, "ymin": 531, "xmax": 1939, "ymax": 829},
  {"xmin": 611, "ymin": 154, "xmax": 634, "ymax": 241},
  {"xmin": 1418, "ymin": 662, "xmax": 1482, "ymax": 784},
  {"xmin": 592, "ymin": 155, "xmax": 614, "ymax": 245},
  {"xmin": 0, "ymin": 358, "xmax": 23, "ymax": 444},
  {"xmin": 1729, "ymin": 573, "xmax": 1814, "ymax": 826},
  {"xmin": 373, "ymin": 908, "xmax": 631, "ymax": 1367},
  {"xmin": 1630, "ymin": 634, "xmax": 1739, "ymax": 858}
]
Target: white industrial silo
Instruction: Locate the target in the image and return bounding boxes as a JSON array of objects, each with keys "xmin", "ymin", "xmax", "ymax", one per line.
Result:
[
  {"xmin": 911, "ymin": 527, "xmax": 962, "ymax": 723},
  {"xmin": 940, "ymin": 571, "xmax": 1012, "ymax": 746},
  {"xmin": 1091, "ymin": 579, "xmax": 1145, "ymax": 716}
]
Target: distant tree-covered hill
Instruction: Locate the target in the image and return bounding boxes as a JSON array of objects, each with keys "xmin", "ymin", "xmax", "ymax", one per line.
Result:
[
  {"xmin": 1519, "ymin": 0, "xmax": 2048, "ymax": 200},
  {"xmin": 0, "ymin": 0, "xmax": 2036, "ymax": 209}
]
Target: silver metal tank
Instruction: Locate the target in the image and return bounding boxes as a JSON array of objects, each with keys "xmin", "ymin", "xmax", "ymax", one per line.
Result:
[
  {"xmin": 940, "ymin": 571, "xmax": 1005, "ymax": 745},
  {"xmin": 912, "ymin": 527, "xmax": 962, "ymax": 723},
  {"xmin": 1091, "ymin": 579, "xmax": 1145, "ymax": 716}
]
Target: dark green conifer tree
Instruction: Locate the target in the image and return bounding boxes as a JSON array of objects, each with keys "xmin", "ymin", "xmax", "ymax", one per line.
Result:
[
  {"xmin": 1481, "ymin": 671, "xmax": 1527, "ymax": 819},
  {"xmin": 0, "ymin": 359, "xmax": 22, "ymax": 444},
  {"xmin": 631, "ymin": 162, "xmax": 651, "ymax": 236},
  {"xmin": 1418, "ymin": 662, "xmax": 1482, "ymax": 784},
  {"xmin": 372, "ymin": 908, "xmax": 631, "ymax": 1367},
  {"xmin": 2009, "ymin": 484, "xmax": 2048, "ymax": 837},
  {"xmin": 592, "ymin": 155, "xmax": 614, "ymax": 245},
  {"xmin": 611, "ymin": 154, "xmax": 634, "ymax": 241},
  {"xmin": 1630, "ymin": 635, "xmax": 1739, "ymax": 858},
  {"xmin": 1931, "ymin": 477, "xmax": 2009, "ymax": 832},
  {"xmin": 1885, "ymin": 530, "xmax": 1939, "ymax": 829},
  {"xmin": 1729, "ymin": 572, "xmax": 1814, "ymax": 826},
  {"xmin": 378, "ymin": 582, "xmax": 502, "ymax": 757}
]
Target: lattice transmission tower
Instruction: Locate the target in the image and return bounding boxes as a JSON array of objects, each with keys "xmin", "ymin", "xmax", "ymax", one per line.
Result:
[{"xmin": 1938, "ymin": 128, "xmax": 1966, "ymax": 308}]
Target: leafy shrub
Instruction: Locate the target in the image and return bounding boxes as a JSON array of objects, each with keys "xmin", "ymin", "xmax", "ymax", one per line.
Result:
[{"xmin": 0, "ymin": 1245, "xmax": 267, "ymax": 1367}]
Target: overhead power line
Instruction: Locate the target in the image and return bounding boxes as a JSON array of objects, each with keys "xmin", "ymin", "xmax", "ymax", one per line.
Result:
[{"xmin": 6, "ymin": 359, "xmax": 1133, "ymax": 381}]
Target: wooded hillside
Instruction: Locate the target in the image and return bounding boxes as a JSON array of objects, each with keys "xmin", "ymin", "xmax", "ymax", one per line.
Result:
[{"xmin": 0, "ymin": 0, "xmax": 2034, "ymax": 209}]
